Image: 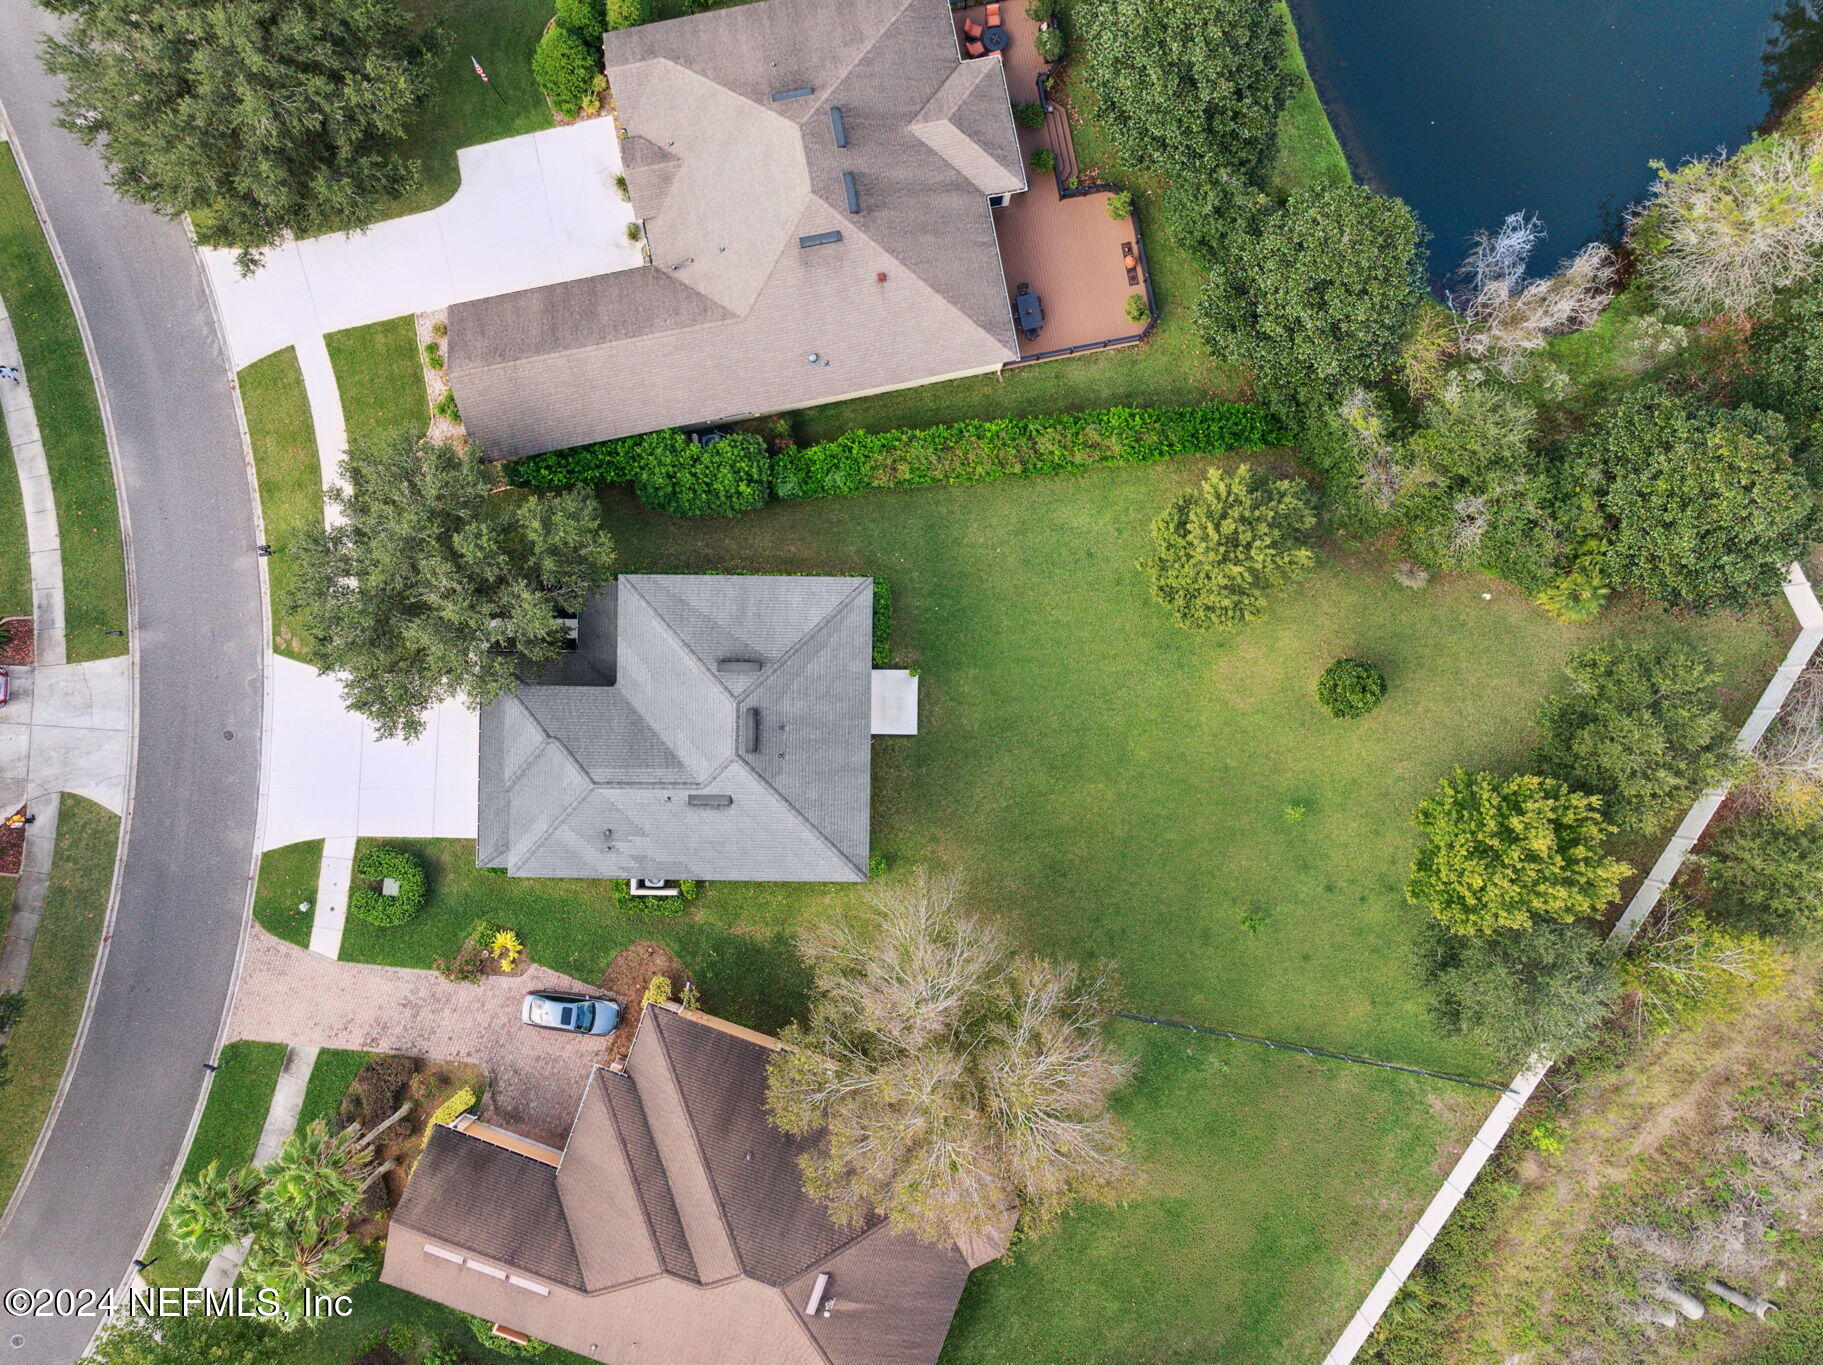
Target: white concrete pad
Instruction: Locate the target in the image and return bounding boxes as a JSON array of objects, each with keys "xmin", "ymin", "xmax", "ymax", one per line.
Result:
[
  {"xmin": 871, "ymin": 669, "xmax": 920, "ymax": 735},
  {"xmin": 0, "ymin": 658, "xmax": 132, "ymax": 814},
  {"xmin": 263, "ymin": 655, "xmax": 479, "ymax": 850},
  {"xmin": 205, "ymin": 121, "xmax": 645, "ymax": 368}
]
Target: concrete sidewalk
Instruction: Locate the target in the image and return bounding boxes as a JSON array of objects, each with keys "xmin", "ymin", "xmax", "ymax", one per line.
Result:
[
  {"xmin": 204, "ymin": 122, "xmax": 642, "ymax": 369},
  {"xmin": 0, "ymin": 657, "xmax": 130, "ymax": 815}
]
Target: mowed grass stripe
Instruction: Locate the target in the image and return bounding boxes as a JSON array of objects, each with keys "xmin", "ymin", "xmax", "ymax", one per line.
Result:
[
  {"xmin": 240, "ymin": 349, "xmax": 324, "ymax": 660},
  {"xmin": 325, "ymin": 316, "xmax": 430, "ymax": 450},
  {"xmin": 0, "ymin": 145, "xmax": 127, "ymax": 661}
]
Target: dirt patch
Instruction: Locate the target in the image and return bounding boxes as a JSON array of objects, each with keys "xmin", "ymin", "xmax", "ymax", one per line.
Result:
[
  {"xmin": 599, "ymin": 940, "xmax": 692, "ymax": 1065},
  {"xmin": 0, "ymin": 619, "xmax": 32, "ymax": 666},
  {"xmin": 0, "ymin": 816, "xmax": 21, "ymax": 877}
]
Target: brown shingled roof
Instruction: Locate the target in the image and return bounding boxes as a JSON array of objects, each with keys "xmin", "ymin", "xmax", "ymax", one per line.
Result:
[{"xmin": 381, "ymin": 1006, "xmax": 976, "ymax": 1364}]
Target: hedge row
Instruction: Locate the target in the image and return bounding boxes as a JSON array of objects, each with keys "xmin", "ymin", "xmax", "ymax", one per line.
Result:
[{"xmin": 501, "ymin": 403, "xmax": 1285, "ymax": 503}]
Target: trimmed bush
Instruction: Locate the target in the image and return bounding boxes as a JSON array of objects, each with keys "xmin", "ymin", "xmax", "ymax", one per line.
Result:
[
  {"xmin": 634, "ymin": 432, "xmax": 770, "ymax": 516},
  {"xmin": 1105, "ymin": 191, "xmax": 1133, "ymax": 221},
  {"xmin": 532, "ymin": 25, "xmax": 598, "ymax": 117},
  {"xmin": 1124, "ymin": 292, "xmax": 1148, "ymax": 324},
  {"xmin": 506, "ymin": 428, "xmax": 681, "ymax": 489},
  {"xmin": 554, "ymin": 0, "xmax": 605, "ymax": 34},
  {"xmin": 872, "ymin": 579, "xmax": 892, "ymax": 666},
  {"xmin": 1035, "ymin": 24, "xmax": 1063, "ymax": 62},
  {"xmin": 1030, "ymin": 147, "xmax": 1055, "ymax": 174},
  {"xmin": 1013, "ymin": 100, "xmax": 1047, "ymax": 130},
  {"xmin": 432, "ymin": 389, "xmax": 460, "ymax": 424},
  {"xmin": 1316, "ymin": 658, "xmax": 1387, "ymax": 719},
  {"xmin": 348, "ymin": 846, "xmax": 426, "ymax": 927},
  {"xmin": 428, "ymin": 1084, "xmax": 480, "ymax": 1130}
]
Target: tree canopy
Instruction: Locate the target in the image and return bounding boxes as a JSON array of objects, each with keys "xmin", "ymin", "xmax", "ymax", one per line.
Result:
[
  {"xmin": 1137, "ymin": 463, "xmax": 1315, "ymax": 630},
  {"xmin": 43, "ymin": 0, "xmax": 434, "ymax": 269},
  {"xmin": 766, "ymin": 871, "xmax": 1134, "ymax": 1246},
  {"xmin": 1582, "ymin": 388, "xmax": 1819, "ymax": 612},
  {"xmin": 1416, "ymin": 919, "xmax": 1618, "ymax": 1067},
  {"xmin": 1408, "ymin": 769, "xmax": 1630, "ymax": 936},
  {"xmin": 1533, "ymin": 642, "xmax": 1739, "ymax": 834},
  {"xmin": 1196, "ymin": 183, "xmax": 1425, "ymax": 416},
  {"xmin": 1700, "ymin": 809, "xmax": 1823, "ymax": 936},
  {"xmin": 1076, "ymin": 0, "xmax": 1296, "ymax": 193},
  {"xmin": 1742, "ymin": 284, "xmax": 1823, "ymax": 457},
  {"xmin": 89, "ymin": 1314, "xmax": 291, "ymax": 1365},
  {"xmin": 289, "ymin": 430, "xmax": 617, "ymax": 741}
]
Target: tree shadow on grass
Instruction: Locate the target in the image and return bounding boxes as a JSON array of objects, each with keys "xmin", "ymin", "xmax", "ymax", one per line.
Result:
[{"xmin": 653, "ymin": 922, "xmax": 814, "ymax": 1037}]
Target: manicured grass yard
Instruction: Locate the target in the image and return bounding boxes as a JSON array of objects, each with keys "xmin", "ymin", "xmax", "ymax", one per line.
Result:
[
  {"xmin": 296, "ymin": 1048, "xmax": 375, "ymax": 1130},
  {"xmin": 240, "ymin": 350, "xmax": 323, "ymax": 660},
  {"xmin": 0, "ymin": 797, "xmax": 118, "ymax": 1212},
  {"xmin": 379, "ymin": 0, "xmax": 559, "ymax": 223},
  {"xmin": 0, "ymin": 424, "xmax": 27, "ymax": 621},
  {"xmin": 325, "ymin": 316, "xmax": 430, "ymax": 449},
  {"xmin": 572, "ymin": 459, "xmax": 1783, "ymax": 1361},
  {"xmin": 0, "ymin": 145, "xmax": 127, "ymax": 661},
  {"xmin": 252, "ymin": 838, "xmax": 325, "ymax": 949},
  {"xmin": 139, "ymin": 1041, "xmax": 286, "ymax": 1289}
]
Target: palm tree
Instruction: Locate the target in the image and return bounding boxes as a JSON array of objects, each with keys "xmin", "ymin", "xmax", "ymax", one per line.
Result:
[
  {"xmin": 165, "ymin": 1160, "xmax": 264, "ymax": 1259},
  {"xmin": 260, "ymin": 1121, "xmax": 366, "ymax": 1226},
  {"xmin": 241, "ymin": 1216, "xmax": 366, "ymax": 1327}
]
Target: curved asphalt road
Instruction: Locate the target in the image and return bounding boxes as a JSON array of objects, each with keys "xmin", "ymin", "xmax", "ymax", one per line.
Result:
[{"xmin": 0, "ymin": 4, "xmax": 265, "ymax": 1360}]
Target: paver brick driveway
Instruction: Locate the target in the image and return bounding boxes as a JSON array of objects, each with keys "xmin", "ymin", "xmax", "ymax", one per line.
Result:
[{"xmin": 230, "ymin": 925, "xmax": 610, "ymax": 1146}]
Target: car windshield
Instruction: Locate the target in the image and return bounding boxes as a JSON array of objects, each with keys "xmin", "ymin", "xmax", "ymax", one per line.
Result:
[
  {"xmin": 558, "ymin": 1006, "xmax": 574, "ymax": 1028},
  {"xmin": 575, "ymin": 1003, "xmax": 595, "ymax": 1030}
]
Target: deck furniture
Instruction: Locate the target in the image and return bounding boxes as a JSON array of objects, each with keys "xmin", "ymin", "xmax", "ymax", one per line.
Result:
[
  {"xmin": 965, "ymin": 37, "xmax": 985, "ymax": 56},
  {"xmin": 1014, "ymin": 284, "xmax": 1044, "ymax": 340},
  {"xmin": 1121, "ymin": 242, "xmax": 1139, "ymax": 285},
  {"xmin": 982, "ymin": 25, "xmax": 1009, "ymax": 51},
  {"xmin": 962, "ymin": 17, "xmax": 983, "ymax": 37},
  {"xmin": 985, "ymin": 3, "xmax": 1000, "ymax": 23}
]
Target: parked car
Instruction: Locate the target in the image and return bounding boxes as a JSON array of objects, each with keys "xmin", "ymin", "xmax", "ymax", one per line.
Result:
[{"xmin": 521, "ymin": 990, "xmax": 621, "ymax": 1036}]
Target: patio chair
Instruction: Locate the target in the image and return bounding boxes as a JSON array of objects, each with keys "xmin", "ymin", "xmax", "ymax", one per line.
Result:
[
  {"xmin": 962, "ymin": 17, "xmax": 983, "ymax": 37},
  {"xmin": 965, "ymin": 37, "xmax": 985, "ymax": 56},
  {"xmin": 985, "ymin": 3, "xmax": 1000, "ymax": 24}
]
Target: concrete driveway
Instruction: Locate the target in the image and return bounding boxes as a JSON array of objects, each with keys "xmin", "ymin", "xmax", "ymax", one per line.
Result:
[
  {"xmin": 229, "ymin": 925, "xmax": 609, "ymax": 1146},
  {"xmin": 263, "ymin": 654, "xmax": 478, "ymax": 850},
  {"xmin": 0, "ymin": 657, "xmax": 130, "ymax": 814},
  {"xmin": 204, "ymin": 121, "xmax": 643, "ymax": 368}
]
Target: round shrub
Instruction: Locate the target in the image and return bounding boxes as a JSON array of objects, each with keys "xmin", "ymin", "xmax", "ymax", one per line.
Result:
[
  {"xmin": 1316, "ymin": 658, "xmax": 1387, "ymax": 719},
  {"xmin": 349, "ymin": 846, "xmax": 426, "ymax": 927},
  {"xmin": 532, "ymin": 25, "xmax": 598, "ymax": 117},
  {"xmin": 605, "ymin": 0, "xmax": 650, "ymax": 28},
  {"xmin": 633, "ymin": 432, "xmax": 770, "ymax": 516}
]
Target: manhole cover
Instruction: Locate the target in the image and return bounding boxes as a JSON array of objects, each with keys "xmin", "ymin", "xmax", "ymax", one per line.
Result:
[{"xmin": 223, "ymin": 730, "xmax": 235, "ymax": 740}]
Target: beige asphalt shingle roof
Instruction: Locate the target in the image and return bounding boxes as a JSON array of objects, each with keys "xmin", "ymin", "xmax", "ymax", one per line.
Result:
[{"xmin": 447, "ymin": 0, "xmax": 1023, "ymax": 458}]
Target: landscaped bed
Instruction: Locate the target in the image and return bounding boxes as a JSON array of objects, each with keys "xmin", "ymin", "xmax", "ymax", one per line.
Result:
[{"xmin": 339, "ymin": 458, "xmax": 1787, "ymax": 1361}]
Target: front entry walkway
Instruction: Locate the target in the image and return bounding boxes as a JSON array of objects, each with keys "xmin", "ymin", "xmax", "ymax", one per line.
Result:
[
  {"xmin": 229, "ymin": 925, "xmax": 608, "ymax": 1146},
  {"xmin": 203, "ymin": 121, "xmax": 644, "ymax": 369}
]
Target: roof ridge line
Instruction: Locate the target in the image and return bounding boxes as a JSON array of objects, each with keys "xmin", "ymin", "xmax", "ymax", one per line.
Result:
[
  {"xmin": 567, "ymin": 1070, "xmax": 675, "ymax": 1286},
  {"xmin": 509, "ymin": 780, "xmax": 596, "ymax": 871},
  {"xmin": 646, "ymin": 1007, "xmax": 754, "ymax": 1280},
  {"xmin": 804, "ymin": 0, "xmax": 925, "ymax": 122}
]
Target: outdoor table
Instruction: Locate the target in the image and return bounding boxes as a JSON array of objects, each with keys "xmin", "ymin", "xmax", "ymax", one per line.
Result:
[
  {"xmin": 1015, "ymin": 290, "xmax": 1043, "ymax": 336},
  {"xmin": 982, "ymin": 25, "xmax": 1009, "ymax": 51}
]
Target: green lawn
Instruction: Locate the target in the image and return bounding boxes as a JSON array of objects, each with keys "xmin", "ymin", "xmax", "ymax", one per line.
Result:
[
  {"xmin": 790, "ymin": 2, "xmax": 1346, "ymax": 442},
  {"xmin": 376, "ymin": 0, "xmax": 558, "ymax": 223},
  {"xmin": 0, "ymin": 796, "xmax": 117, "ymax": 1211},
  {"xmin": 139, "ymin": 1041, "xmax": 287, "ymax": 1289},
  {"xmin": 0, "ymin": 146, "xmax": 127, "ymax": 661},
  {"xmin": 240, "ymin": 350, "xmax": 323, "ymax": 660},
  {"xmin": 325, "ymin": 317, "xmax": 430, "ymax": 449},
  {"xmin": 0, "ymin": 422, "xmax": 27, "ymax": 622},
  {"xmin": 252, "ymin": 839, "xmax": 324, "ymax": 950},
  {"xmin": 296, "ymin": 1048, "xmax": 374, "ymax": 1130}
]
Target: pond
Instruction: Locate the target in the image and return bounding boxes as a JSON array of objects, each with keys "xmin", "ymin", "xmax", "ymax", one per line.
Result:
[{"xmin": 1290, "ymin": 0, "xmax": 1823, "ymax": 282}]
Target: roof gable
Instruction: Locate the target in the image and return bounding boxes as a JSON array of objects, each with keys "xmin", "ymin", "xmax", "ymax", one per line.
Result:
[{"xmin": 909, "ymin": 58, "xmax": 1026, "ymax": 196}]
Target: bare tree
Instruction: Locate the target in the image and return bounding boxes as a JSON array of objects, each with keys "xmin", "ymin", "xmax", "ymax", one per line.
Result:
[
  {"xmin": 1742, "ymin": 664, "xmax": 1823, "ymax": 810},
  {"xmin": 1452, "ymin": 212, "xmax": 1618, "ymax": 375},
  {"xmin": 1338, "ymin": 388, "xmax": 1413, "ymax": 510},
  {"xmin": 766, "ymin": 871, "xmax": 1134, "ymax": 1248},
  {"xmin": 1631, "ymin": 136, "xmax": 1823, "ymax": 316}
]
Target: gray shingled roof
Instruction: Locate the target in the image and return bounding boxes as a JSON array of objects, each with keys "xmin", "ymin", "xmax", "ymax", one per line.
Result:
[
  {"xmin": 382, "ymin": 1007, "xmax": 974, "ymax": 1365},
  {"xmin": 446, "ymin": 0, "xmax": 1023, "ymax": 459},
  {"xmin": 479, "ymin": 575, "xmax": 872, "ymax": 881}
]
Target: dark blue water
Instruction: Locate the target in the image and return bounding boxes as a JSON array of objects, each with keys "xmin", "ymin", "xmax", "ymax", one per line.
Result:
[{"xmin": 1290, "ymin": 0, "xmax": 1823, "ymax": 280}]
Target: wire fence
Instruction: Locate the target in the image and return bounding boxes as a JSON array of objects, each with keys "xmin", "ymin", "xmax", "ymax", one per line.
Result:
[{"xmin": 1115, "ymin": 1011, "xmax": 1515, "ymax": 1095}]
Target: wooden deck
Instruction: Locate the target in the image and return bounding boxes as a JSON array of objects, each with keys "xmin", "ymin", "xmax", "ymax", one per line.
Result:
[{"xmin": 953, "ymin": 4, "xmax": 1150, "ymax": 359}]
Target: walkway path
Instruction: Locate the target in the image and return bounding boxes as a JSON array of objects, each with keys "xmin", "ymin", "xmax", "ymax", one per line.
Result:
[
  {"xmin": 203, "ymin": 122, "xmax": 642, "ymax": 369},
  {"xmin": 0, "ymin": 15, "xmax": 266, "ymax": 1358},
  {"xmin": 0, "ymin": 288, "xmax": 63, "ymax": 667},
  {"xmin": 229, "ymin": 925, "xmax": 607, "ymax": 1146}
]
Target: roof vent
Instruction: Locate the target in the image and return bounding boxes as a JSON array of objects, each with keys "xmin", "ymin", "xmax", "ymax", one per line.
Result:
[
  {"xmin": 798, "ymin": 230, "xmax": 843, "ymax": 249},
  {"xmin": 686, "ymin": 794, "xmax": 734, "ymax": 808},
  {"xmin": 745, "ymin": 707, "xmax": 763, "ymax": 754},
  {"xmin": 770, "ymin": 86, "xmax": 814, "ymax": 102},
  {"xmin": 842, "ymin": 171, "xmax": 860, "ymax": 214},
  {"xmin": 717, "ymin": 658, "xmax": 763, "ymax": 674},
  {"xmin": 804, "ymin": 1272, "xmax": 831, "ymax": 1317},
  {"xmin": 830, "ymin": 106, "xmax": 848, "ymax": 147}
]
